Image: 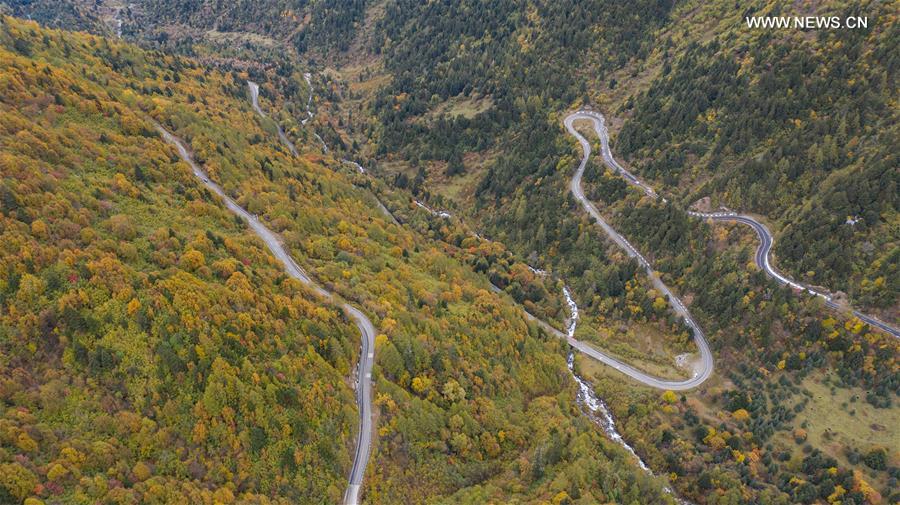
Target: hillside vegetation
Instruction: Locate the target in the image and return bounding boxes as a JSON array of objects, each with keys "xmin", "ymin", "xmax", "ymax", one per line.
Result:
[
  {"xmin": 352, "ymin": 0, "xmax": 898, "ymax": 317},
  {"xmin": 0, "ymin": 16, "xmax": 360, "ymax": 503},
  {"xmin": 0, "ymin": 15, "xmax": 673, "ymax": 504},
  {"xmin": 616, "ymin": 1, "xmax": 898, "ymax": 311},
  {"xmin": 1, "ymin": 1, "xmax": 898, "ymax": 503},
  {"xmin": 342, "ymin": 1, "xmax": 900, "ymax": 502}
]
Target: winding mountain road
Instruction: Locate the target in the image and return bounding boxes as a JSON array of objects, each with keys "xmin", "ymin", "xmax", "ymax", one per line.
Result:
[
  {"xmin": 153, "ymin": 122, "xmax": 375, "ymax": 505},
  {"xmin": 567, "ymin": 110, "xmax": 898, "ymax": 339},
  {"xmin": 523, "ymin": 290, "xmax": 710, "ymax": 390},
  {"xmin": 522, "ymin": 111, "xmax": 716, "ymax": 389},
  {"xmin": 246, "ymin": 81, "xmax": 383, "ymax": 503},
  {"xmin": 689, "ymin": 212, "xmax": 900, "ymax": 338},
  {"xmin": 248, "ymin": 82, "xmax": 299, "ymax": 157}
]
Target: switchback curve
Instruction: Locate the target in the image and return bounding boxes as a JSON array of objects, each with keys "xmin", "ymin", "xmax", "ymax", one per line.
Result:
[
  {"xmin": 560, "ymin": 112, "xmax": 714, "ymax": 390},
  {"xmin": 567, "ymin": 109, "xmax": 898, "ymax": 339}
]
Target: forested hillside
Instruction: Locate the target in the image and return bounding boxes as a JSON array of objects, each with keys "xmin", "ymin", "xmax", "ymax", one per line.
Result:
[
  {"xmin": 359, "ymin": 0, "xmax": 898, "ymax": 317},
  {"xmin": 0, "ymin": 16, "xmax": 358, "ymax": 503},
  {"xmin": 370, "ymin": 0, "xmax": 671, "ymax": 161},
  {"xmin": 0, "ymin": 0, "xmax": 367, "ymax": 55},
  {"xmin": 350, "ymin": 1, "xmax": 900, "ymax": 502},
  {"xmin": 132, "ymin": 0, "xmax": 366, "ymax": 54},
  {"xmin": 616, "ymin": 4, "xmax": 899, "ymax": 311},
  {"xmin": 0, "ymin": 15, "xmax": 673, "ymax": 504},
  {"xmin": 1, "ymin": 1, "xmax": 898, "ymax": 504},
  {"xmin": 0, "ymin": 0, "xmax": 102, "ymax": 33}
]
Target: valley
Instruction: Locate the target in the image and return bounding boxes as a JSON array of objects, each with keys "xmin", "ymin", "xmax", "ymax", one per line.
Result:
[{"xmin": 0, "ymin": 1, "xmax": 897, "ymax": 504}]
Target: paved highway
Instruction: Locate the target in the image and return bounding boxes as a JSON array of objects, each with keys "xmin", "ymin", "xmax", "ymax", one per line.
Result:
[
  {"xmin": 687, "ymin": 212, "xmax": 823, "ymax": 296},
  {"xmin": 689, "ymin": 212, "xmax": 900, "ymax": 338},
  {"xmin": 245, "ymin": 82, "xmax": 385, "ymax": 502},
  {"xmin": 244, "ymin": 84, "xmax": 382, "ymax": 502},
  {"xmin": 552, "ymin": 112, "xmax": 715, "ymax": 390},
  {"xmin": 153, "ymin": 122, "xmax": 375, "ymax": 505},
  {"xmin": 567, "ymin": 110, "xmax": 898, "ymax": 339},
  {"xmin": 248, "ymin": 81, "xmax": 299, "ymax": 156},
  {"xmin": 519, "ymin": 294, "xmax": 709, "ymax": 390}
]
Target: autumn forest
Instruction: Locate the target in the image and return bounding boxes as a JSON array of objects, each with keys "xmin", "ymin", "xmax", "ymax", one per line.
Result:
[{"xmin": 0, "ymin": 1, "xmax": 898, "ymax": 504}]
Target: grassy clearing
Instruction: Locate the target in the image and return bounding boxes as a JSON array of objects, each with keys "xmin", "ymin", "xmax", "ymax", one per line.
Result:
[
  {"xmin": 423, "ymin": 94, "xmax": 494, "ymax": 121},
  {"xmin": 429, "ymin": 150, "xmax": 497, "ymax": 204},
  {"xmin": 203, "ymin": 30, "xmax": 279, "ymax": 48},
  {"xmin": 764, "ymin": 371, "xmax": 899, "ymax": 490},
  {"xmin": 437, "ymin": 163, "xmax": 482, "ymax": 202},
  {"xmin": 795, "ymin": 373, "xmax": 898, "ymax": 463},
  {"xmin": 576, "ymin": 340, "xmax": 689, "ymax": 382},
  {"xmin": 576, "ymin": 315, "xmax": 692, "ymax": 380}
]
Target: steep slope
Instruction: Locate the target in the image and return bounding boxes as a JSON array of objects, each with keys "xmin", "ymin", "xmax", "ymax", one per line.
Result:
[
  {"xmin": 150, "ymin": 122, "xmax": 376, "ymax": 505},
  {"xmin": 0, "ymin": 16, "xmax": 677, "ymax": 504},
  {"xmin": 332, "ymin": 0, "xmax": 899, "ymax": 394},
  {"xmin": 615, "ymin": 0, "xmax": 898, "ymax": 314},
  {"xmin": 315, "ymin": 2, "xmax": 900, "ymax": 501},
  {"xmin": 0, "ymin": 0, "xmax": 104, "ymax": 33},
  {"xmin": 2, "ymin": 1, "xmax": 898, "ymax": 502},
  {"xmin": 0, "ymin": 17, "xmax": 359, "ymax": 503},
  {"xmin": 0, "ymin": 0, "xmax": 368, "ymax": 55},
  {"xmin": 132, "ymin": 0, "xmax": 366, "ymax": 54}
]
